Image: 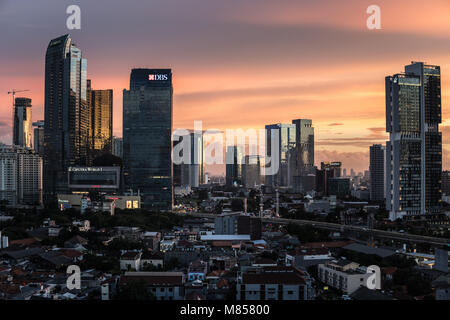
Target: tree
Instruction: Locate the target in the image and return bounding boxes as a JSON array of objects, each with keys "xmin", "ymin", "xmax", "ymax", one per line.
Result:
[
  {"xmin": 231, "ymin": 199, "xmax": 243, "ymax": 211},
  {"xmin": 114, "ymin": 281, "xmax": 155, "ymax": 300}
]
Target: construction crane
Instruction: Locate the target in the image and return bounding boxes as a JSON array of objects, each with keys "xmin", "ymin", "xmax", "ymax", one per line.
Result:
[
  {"xmin": 7, "ymin": 90, "xmax": 30, "ymax": 139},
  {"xmin": 7, "ymin": 89, "xmax": 30, "ymax": 108}
]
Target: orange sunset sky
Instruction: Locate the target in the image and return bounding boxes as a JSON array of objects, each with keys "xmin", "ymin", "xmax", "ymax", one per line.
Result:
[{"xmin": 2, "ymin": 0, "xmax": 450, "ymax": 174}]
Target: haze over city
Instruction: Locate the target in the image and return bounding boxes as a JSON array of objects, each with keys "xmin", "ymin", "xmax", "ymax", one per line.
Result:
[{"xmin": 2, "ymin": 0, "xmax": 450, "ymax": 174}]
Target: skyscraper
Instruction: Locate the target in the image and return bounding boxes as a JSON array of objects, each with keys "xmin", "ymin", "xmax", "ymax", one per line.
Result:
[
  {"xmin": 242, "ymin": 155, "xmax": 261, "ymax": 188},
  {"xmin": 44, "ymin": 34, "xmax": 88, "ymax": 203},
  {"xmin": 291, "ymin": 119, "xmax": 314, "ymax": 193},
  {"xmin": 369, "ymin": 144, "xmax": 385, "ymax": 202},
  {"xmin": 386, "ymin": 62, "xmax": 442, "ymax": 220},
  {"xmin": 13, "ymin": 98, "xmax": 33, "ymax": 148},
  {"xmin": 265, "ymin": 123, "xmax": 296, "ymax": 189},
  {"xmin": 173, "ymin": 131, "xmax": 204, "ymax": 188},
  {"xmin": 316, "ymin": 161, "xmax": 341, "ymax": 195},
  {"xmin": 89, "ymin": 80, "xmax": 113, "ymax": 156},
  {"xmin": 123, "ymin": 69, "xmax": 173, "ymax": 210},
  {"xmin": 112, "ymin": 137, "xmax": 123, "ymax": 158},
  {"xmin": 0, "ymin": 145, "xmax": 42, "ymax": 205},
  {"xmin": 32, "ymin": 121, "xmax": 44, "ymax": 155},
  {"xmin": 226, "ymin": 145, "xmax": 244, "ymax": 186}
]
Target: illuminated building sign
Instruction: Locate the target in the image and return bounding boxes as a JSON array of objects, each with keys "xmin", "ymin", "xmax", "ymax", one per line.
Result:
[{"xmin": 148, "ymin": 74, "xmax": 168, "ymax": 81}]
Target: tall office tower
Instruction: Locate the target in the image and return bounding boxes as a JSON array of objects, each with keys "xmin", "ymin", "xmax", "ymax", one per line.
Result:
[
  {"xmin": 32, "ymin": 121, "xmax": 44, "ymax": 155},
  {"xmin": 123, "ymin": 69, "xmax": 173, "ymax": 210},
  {"xmin": 316, "ymin": 161, "xmax": 341, "ymax": 195},
  {"xmin": 13, "ymin": 98, "xmax": 33, "ymax": 148},
  {"xmin": 44, "ymin": 34, "xmax": 88, "ymax": 203},
  {"xmin": 89, "ymin": 80, "xmax": 113, "ymax": 156},
  {"xmin": 242, "ymin": 155, "xmax": 261, "ymax": 188},
  {"xmin": 225, "ymin": 145, "xmax": 244, "ymax": 186},
  {"xmin": 0, "ymin": 145, "xmax": 42, "ymax": 206},
  {"xmin": 265, "ymin": 123, "xmax": 296, "ymax": 189},
  {"xmin": 291, "ymin": 119, "xmax": 314, "ymax": 193},
  {"xmin": 386, "ymin": 62, "xmax": 442, "ymax": 220},
  {"xmin": 343, "ymin": 168, "xmax": 347, "ymax": 177},
  {"xmin": 442, "ymin": 171, "xmax": 450, "ymax": 196},
  {"xmin": 369, "ymin": 144, "xmax": 385, "ymax": 202},
  {"xmin": 112, "ymin": 137, "xmax": 123, "ymax": 158},
  {"xmin": 173, "ymin": 131, "xmax": 204, "ymax": 188}
]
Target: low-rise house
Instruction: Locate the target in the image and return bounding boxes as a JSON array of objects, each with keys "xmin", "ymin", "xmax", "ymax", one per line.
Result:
[
  {"xmin": 142, "ymin": 232, "xmax": 161, "ymax": 251},
  {"xmin": 119, "ymin": 271, "xmax": 185, "ymax": 300},
  {"xmin": 318, "ymin": 259, "xmax": 371, "ymax": 294},
  {"xmin": 285, "ymin": 247, "xmax": 333, "ymax": 268},
  {"xmin": 188, "ymin": 260, "xmax": 208, "ymax": 281},
  {"xmin": 432, "ymin": 274, "xmax": 450, "ymax": 300},
  {"xmin": 236, "ymin": 266, "xmax": 315, "ymax": 300},
  {"xmin": 140, "ymin": 251, "xmax": 164, "ymax": 269},
  {"xmin": 160, "ymin": 239, "xmax": 176, "ymax": 252},
  {"xmin": 120, "ymin": 251, "xmax": 142, "ymax": 271}
]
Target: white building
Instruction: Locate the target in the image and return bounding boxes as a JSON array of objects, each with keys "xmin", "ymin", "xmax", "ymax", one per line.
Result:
[
  {"xmin": 318, "ymin": 260, "xmax": 371, "ymax": 294},
  {"xmin": 236, "ymin": 266, "xmax": 315, "ymax": 300},
  {"xmin": 119, "ymin": 272, "xmax": 185, "ymax": 300},
  {"xmin": 0, "ymin": 145, "xmax": 42, "ymax": 205}
]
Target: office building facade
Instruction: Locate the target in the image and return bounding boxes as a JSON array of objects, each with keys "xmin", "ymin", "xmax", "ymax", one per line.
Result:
[
  {"xmin": 112, "ymin": 137, "xmax": 123, "ymax": 158},
  {"xmin": 242, "ymin": 155, "xmax": 261, "ymax": 188},
  {"xmin": 291, "ymin": 119, "xmax": 314, "ymax": 193},
  {"xmin": 369, "ymin": 144, "xmax": 385, "ymax": 202},
  {"xmin": 123, "ymin": 69, "xmax": 173, "ymax": 210},
  {"xmin": 265, "ymin": 123, "xmax": 296, "ymax": 189},
  {"xmin": 386, "ymin": 62, "xmax": 442, "ymax": 220},
  {"xmin": 33, "ymin": 121, "xmax": 44, "ymax": 155},
  {"xmin": 225, "ymin": 145, "xmax": 244, "ymax": 186},
  {"xmin": 173, "ymin": 131, "xmax": 204, "ymax": 188},
  {"xmin": 89, "ymin": 80, "xmax": 113, "ymax": 155}
]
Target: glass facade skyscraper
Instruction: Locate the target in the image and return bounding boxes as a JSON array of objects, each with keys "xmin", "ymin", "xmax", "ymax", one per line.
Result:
[
  {"xmin": 123, "ymin": 69, "xmax": 173, "ymax": 210},
  {"xmin": 88, "ymin": 80, "xmax": 113, "ymax": 156},
  {"xmin": 369, "ymin": 144, "xmax": 385, "ymax": 202},
  {"xmin": 44, "ymin": 34, "xmax": 88, "ymax": 203},
  {"xmin": 291, "ymin": 119, "xmax": 314, "ymax": 193},
  {"xmin": 226, "ymin": 145, "xmax": 244, "ymax": 186},
  {"xmin": 386, "ymin": 62, "xmax": 442, "ymax": 220},
  {"xmin": 265, "ymin": 123, "xmax": 296, "ymax": 189}
]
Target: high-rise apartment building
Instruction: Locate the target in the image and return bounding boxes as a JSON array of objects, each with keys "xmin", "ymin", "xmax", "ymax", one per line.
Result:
[
  {"xmin": 0, "ymin": 145, "xmax": 42, "ymax": 205},
  {"xmin": 123, "ymin": 69, "xmax": 173, "ymax": 210},
  {"xmin": 13, "ymin": 98, "xmax": 33, "ymax": 148},
  {"xmin": 386, "ymin": 62, "xmax": 442, "ymax": 220},
  {"xmin": 369, "ymin": 144, "xmax": 385, "ymax": 202},
  {"xmin": 43, "ymin": 34, "xmax": 89, "ymax": 203},
  {"xmin": 33, "ymin": 121, "xmax": 44, "ymax": 155}
]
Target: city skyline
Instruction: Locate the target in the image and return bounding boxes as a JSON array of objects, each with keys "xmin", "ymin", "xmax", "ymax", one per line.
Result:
[{"xmin": 2, "ymin": 1, "xmax": 450, "ymax": 173}]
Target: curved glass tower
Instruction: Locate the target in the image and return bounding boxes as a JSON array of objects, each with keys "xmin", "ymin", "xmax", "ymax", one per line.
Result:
[{"xmin": 43, "ymin": 34, "xmax": 88, "ymax": 204}]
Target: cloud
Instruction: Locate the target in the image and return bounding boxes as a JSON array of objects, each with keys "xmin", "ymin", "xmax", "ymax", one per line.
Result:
[{"xmin": 328, "ymin": 123, "xmax": 344, "ymax": 126}]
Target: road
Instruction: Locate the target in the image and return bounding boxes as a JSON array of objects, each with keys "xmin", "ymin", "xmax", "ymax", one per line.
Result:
[{"xmin": 180, "ymin": 212, "xmax": 450, "ymax": 246}]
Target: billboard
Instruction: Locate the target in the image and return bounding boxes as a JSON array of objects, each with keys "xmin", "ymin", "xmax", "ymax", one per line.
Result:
[{"xmin": 68, "ymin": 166, "xmax": 120, "ymax": 190}]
